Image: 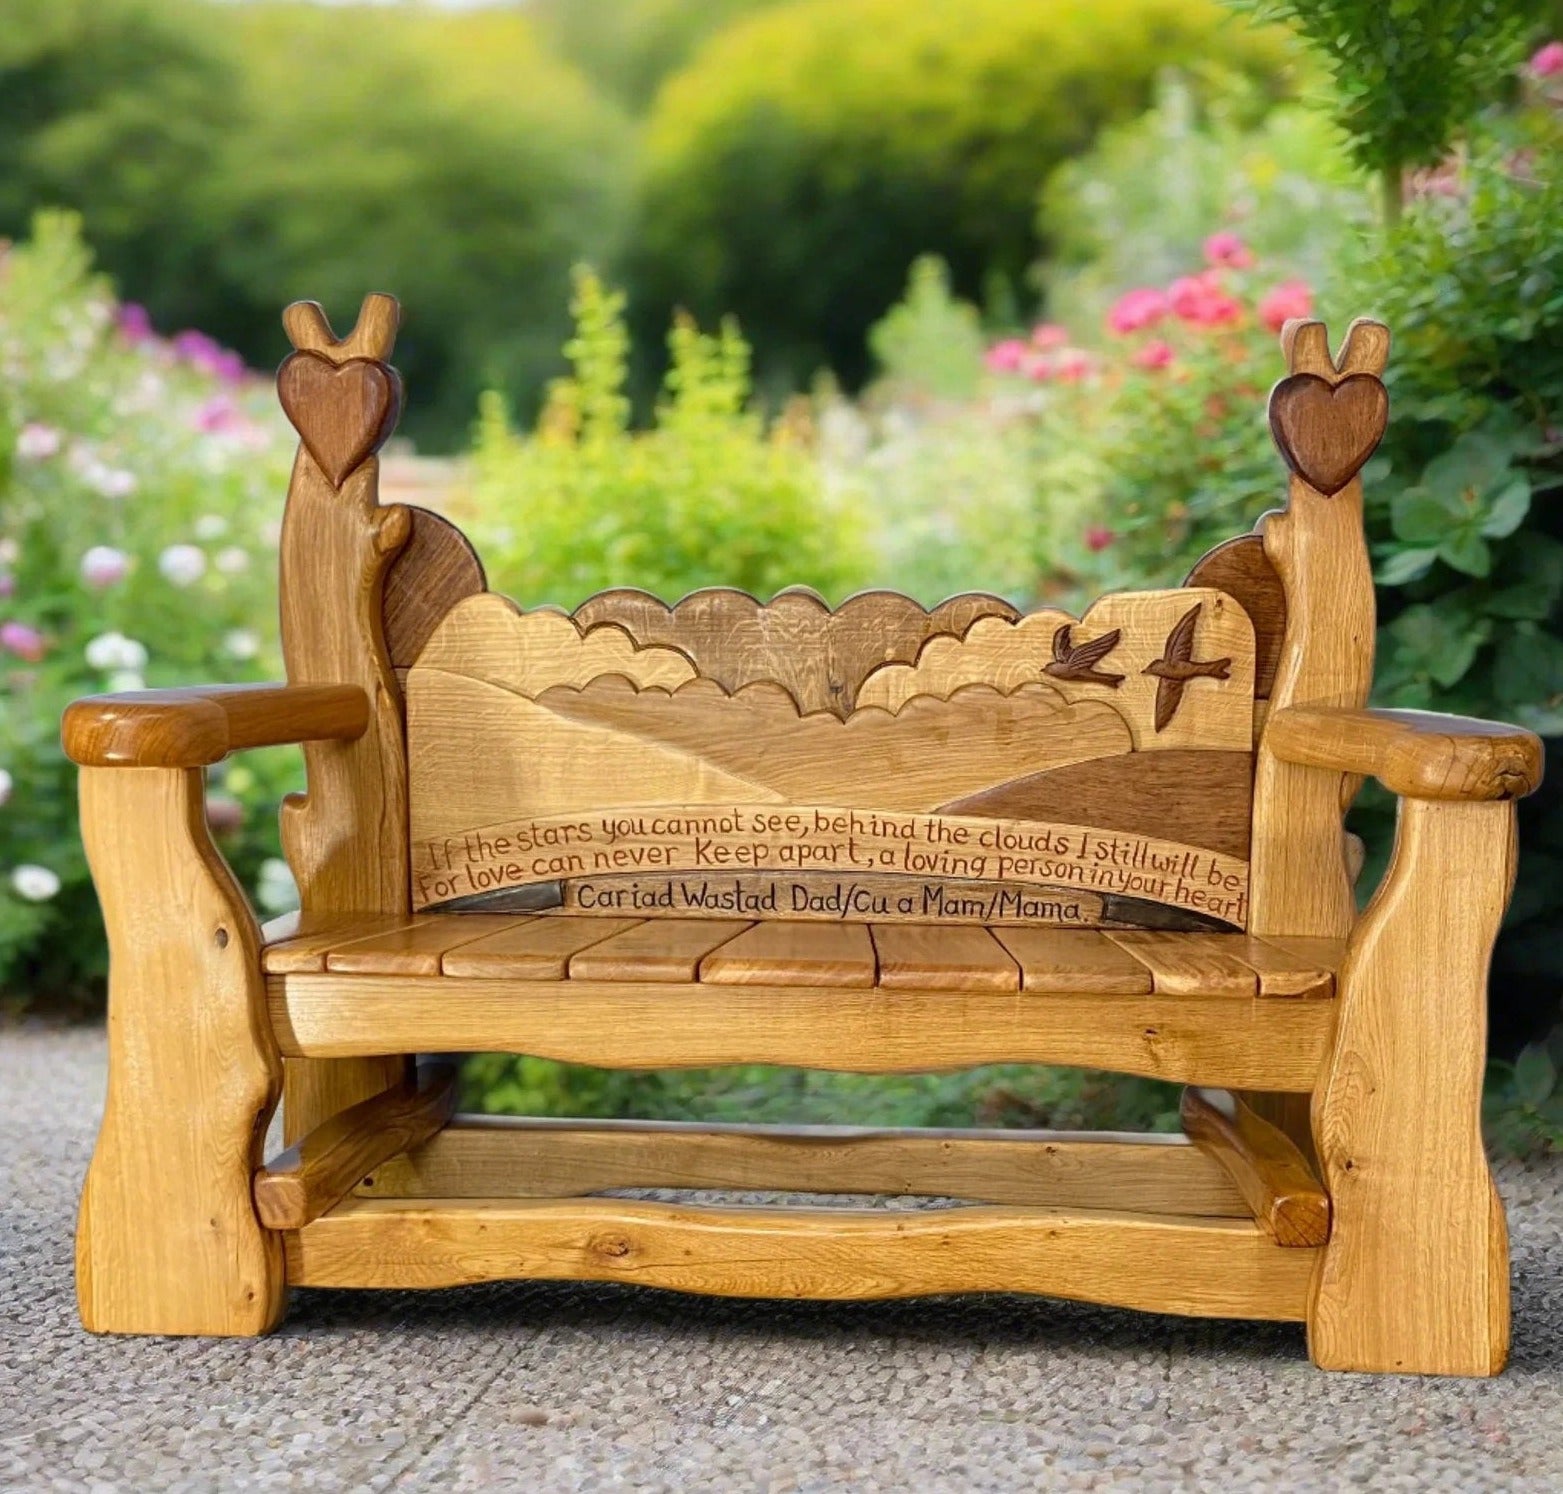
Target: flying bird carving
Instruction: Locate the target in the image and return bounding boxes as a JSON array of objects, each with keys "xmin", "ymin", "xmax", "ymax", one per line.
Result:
[
  {"xmin": 1043, "ymin": 624, "xmax": 1125, "ymax": 688},
  {"xmin": 1143, "ymin": 604, "xmax": 1232, "ymax": 731}
]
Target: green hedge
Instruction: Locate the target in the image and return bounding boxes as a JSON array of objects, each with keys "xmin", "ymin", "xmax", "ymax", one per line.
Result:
[{"xmin": 632, "ymin": 0, "xmax": 1295, "ymax": 390}]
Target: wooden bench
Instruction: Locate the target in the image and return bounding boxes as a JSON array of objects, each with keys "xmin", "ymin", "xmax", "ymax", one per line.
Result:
[{"xmin": 63, "ymin": 296, "xmax": 1544, "ymax": 1375}]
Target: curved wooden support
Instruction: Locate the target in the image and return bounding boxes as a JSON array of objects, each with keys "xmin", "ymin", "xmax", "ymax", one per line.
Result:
[
  {"xmin": 63, "ymin": 683, "xmax": 368, "ymax": 769},
  {"xmin": 254, "ymin": 1062, "xmax": 457, "ymax": 1230},
  {"xmin": 76, "ymin": 767, "xmax": 284, "ymax": 1335},
  {"xmin": 1267, "ymin": 706, "xmax": 1543, "ymax": 803},
  {"xmin": 1180, "ymin": 1087, "xmax": 1328, "ymax": 1246},
  {"xmin": 276, "ymin": 296, "xmax": 414, "ymax": 1140},
  {"xmin": 1309, "ymin": 798, "xmax": 1515, "ymax": 1375}
]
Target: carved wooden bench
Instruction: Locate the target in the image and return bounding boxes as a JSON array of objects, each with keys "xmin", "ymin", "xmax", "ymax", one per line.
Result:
[{"xmin": 64, "ymin": 296, "xmax": 1544, "ymax": 1375}]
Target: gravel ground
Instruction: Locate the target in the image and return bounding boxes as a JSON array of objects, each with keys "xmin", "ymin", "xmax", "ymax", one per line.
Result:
[{"xmin": 3, "ymin": 1024, "xmax": 1562, "ymax": 1492}]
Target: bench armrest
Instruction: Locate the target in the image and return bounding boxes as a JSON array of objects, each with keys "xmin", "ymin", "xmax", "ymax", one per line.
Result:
[
  {"xmin": 1266, "ymin": 705, "xmax": 1543, "ymax": 802},
  {"xmin": 63, "ymin": 683, "xmax": 369, "ymax": 768}
]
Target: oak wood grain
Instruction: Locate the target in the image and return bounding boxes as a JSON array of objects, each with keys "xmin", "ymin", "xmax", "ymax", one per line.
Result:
[
  {"xmin": 870, "ymin": 924, "xmax": 1020, "ymax": 992},
  {"xmin": 323, "ymin": 915, "xmax": 523, "ymax": 976},
  {"xmin": 1267, "ymin": 706, "xmax": 1543, "ymax": 802},
  {"xmin": 566, "ymin": 919, "xmax": 750, "ymax": 982},
  {"xmin": 63, "ymin": 684, "xmax": 368, "ymax": 769},
  {"xmin": 286, "ymin": 1196, "xmax": 1316, "ymax": 1320},
  {"xmin": 1309, "ymin": 798, "xmax": 1513, "ymax": 1375},
  {"xmin": 358, "ymin": 1117, "xmax": 1250, "ymax": 1216},
  {"xmin": 1180, "ymin": 1087, "xmax": 1329, "ymax": 1246},
  {"xmin": 381, "ymin": 506, "xmax": 486, "ymax": 667},
  {"xmin": 989, "ymin": 928, "xmax": 1155, "ymax": 994},
  {"xmin": 439, "ymin": 917, "xmax": 641, "ymax": 979},
  {"xmin": 1184, "ymin": 533, "xmax": 1286, "ymax": 701},
  {"xmin": 254, "ymin": 1063, "xmax": 457, "ymax": 1231},
  {"xmin": 76, "ymin": 767, "xmax": 284, "ymax": 1335},
  {"xmin": 267, "ymin": 974, "xmax": 1335, "ymax": 1090},
  {"xmin": 1105, "ymin": 932, "xmax": 1260, "ymax": 997},
  {"xmin": 698, "ymin": 920, "xmax": 877, "ymax": 988}
]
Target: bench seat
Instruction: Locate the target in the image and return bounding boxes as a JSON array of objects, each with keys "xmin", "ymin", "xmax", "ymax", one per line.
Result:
[{"xmin": 262, "ymin": 913, "xmax": 1340, "ymax": 997}]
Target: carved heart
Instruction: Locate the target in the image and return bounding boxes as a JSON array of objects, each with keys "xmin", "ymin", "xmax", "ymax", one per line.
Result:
[
  {"xmin": 1267, "ymin": 372, "xmax": 1388, "ymax": 496},
  {"xmin": 277, "ymin": 352, "xmax": 401, "ymax": 488}
]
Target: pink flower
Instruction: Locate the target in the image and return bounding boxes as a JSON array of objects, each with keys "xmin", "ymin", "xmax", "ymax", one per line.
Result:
[
  {"xmin": 1257, "ymin": 280, "xmax": 1313, "ymax": 334},
  {"xmin": 1107, "ymin": 288, "xmax": 1168, "ymax": 335},
  {"xmin": 117, "ymin": 303, "xmax": 154, "ymax": 344},
  {"xmin": 1529, "ymin": 41, "xmax": 1563, "ymax": 77},
  {"xmin": 1019, "ymin": 351, "xmax": 1056, "ymax": 382},
  {"xmin": 1132, "ymin": 339, "xmax": 1174, "ymax": 371},
  {"xmin": 1203, "ymin": 232, "xmax": 1254, "ymax": 270},
  {"xmin": 1085, "ymin": 525, "xmax": 1115, "ymax": 553},
  {"xmin": 172, "ymin": 330, "xmax": 247, "ymax": 385},
  {"xmin": 1030, "ymin": 322, "xmax": 1069, "ymax": 349},
  {"xmin": 192, "ymin": 395, "xmax": 244, "ymax": 434},
  {"xmin": 984, "ymin": 338, "xmax": 1028, "ymax": 374},
  {"xmin": 1168, "ymin": 273, "xmax": 1243, "ymax": 327},
  {"xmin": 0, "ymin": 621, "xmax": 45, "ymax": 662},
  {"xmin": 14, "ymin": 423, "xmax": 61, "ymax": 461},
  {"xmin": 1054, "ymin": 348, "xmax": 1092, "ymax": 382},
  {"xmin": 80, "ymin": 546, "xmax": 131, "ymax": 590}
]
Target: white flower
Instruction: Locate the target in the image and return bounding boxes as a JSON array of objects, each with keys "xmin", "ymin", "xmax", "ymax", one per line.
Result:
[
  {"xmin": 81, "ymin": 461, "xmax": 138, "ymax": 500},
  {"xmin": 106, "ymin": 670, "xmax": 145, "ymax": 693},
  {"xmin": 80, "ymin": 545, "xmax": 131, "ymax": 589},
  {"xmin": 158, "ymin": 544, "xmax": 206, "ymax": 587},
  {"xmin": 0, "ymin": 768, "xmax": 11, "ymax": 806},
  {"xmin": 15, "ymin": 423, "xmax": 61, "ymax": 461},
  {"xmin": 193, "ymin": 514, "xmax": 229, "ymax": 541},
  {"xmin": 223, "ymin": 628, "xmax": 259, "ymax": 660},
  {"xmin": 214, "ymin": 546, "xmax": 250, "ymax": 575},
  {"xmin": 11, "ymin": 864, "xmax": 60, "ymax": 902},
  {"xmin": 84, "ymin": 631, "xmax": 149, "ymax": 672},
  {"xmin": 0, "ymin": 539, "xmax": 18, "ymax": 565},
  {"xmin": 255, "ymin": 857, "xmax": 299, "ymax": 914}
]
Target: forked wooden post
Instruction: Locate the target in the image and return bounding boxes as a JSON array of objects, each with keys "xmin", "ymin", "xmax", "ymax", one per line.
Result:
[
  {"xmin": 75, "ymin": 768, "xmax": 286, "ymax": 1335},
  {"xmin": 275, "ymin": 295, "xmax": 414, "ymax": 1140}
]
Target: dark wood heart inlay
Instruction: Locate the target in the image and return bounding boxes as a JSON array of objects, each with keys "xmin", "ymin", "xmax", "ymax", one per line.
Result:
[
  {"xmin": 277, "ymin": 351, "xmax": 401, "ymax": 488},
  {"xmin": 1267, "ymin": 372, "xmax": 1388, "ymax": 497}
]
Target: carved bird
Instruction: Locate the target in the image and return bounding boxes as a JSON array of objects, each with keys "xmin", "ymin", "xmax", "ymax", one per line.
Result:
[
  {"xmin": 1043, "ymin": 624, "xmax": 1125, "ymax": 687},
  {"xmin": 1144, "ymin": 604, "xmax": 1232, "ymax": 731}
]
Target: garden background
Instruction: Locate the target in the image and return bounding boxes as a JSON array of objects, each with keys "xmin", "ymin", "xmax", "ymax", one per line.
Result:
[{"xmin": 2, "ymin": 0, "xmax": 1561, "ymax": 1146}]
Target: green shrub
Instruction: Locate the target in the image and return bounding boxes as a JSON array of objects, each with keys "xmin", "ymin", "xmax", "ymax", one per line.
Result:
[
  {"xmin": 0, "ymin": 213, "xmax": 298, "ymax": 1013},
  {"xmin": 632, "ymin": 0, "xmax": 1295, "ymax": 391},
  {"xmin": 467, "ymin": 268, "xmax": 871, "ymax": 606}
]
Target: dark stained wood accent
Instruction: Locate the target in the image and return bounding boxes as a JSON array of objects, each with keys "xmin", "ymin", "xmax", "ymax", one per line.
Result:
[
  {"xmin": 63, "ymin": 683, "xmax": 369, "ymax": 769},
  {"xmin": 1267, "ymin": 372, "xmax": 1388, "ymax": 498},
  {"xmin": 1043, "ymin": 624, "xmax": 1125, "ymax": 687},
  {"xmin": 571, "ymin": 587, "xmax": 1020, "ymax": 718},
  {"xmin": 253, "ymin": 1063, "xmax": 458, "ymax": 1231},
  {"xmin": 1180, "ymin": 1087, "xmax": 1329, "ymax": 1246},
  {"xmin": 383, "ymin": 507, "xmax": 487, "ymax": 667},
  {"xmin": 277, "ymin": 352, "xmax": 402, "ymax": 489},
  {"xmin": 1144, "ymin": 604, "xmax": 1232, "ymax": 733},
  {"xmin": 937, "ymin": 748, "xmax": 1254, "ymax": 860},
  {"xmin": 1184, "ymin": 534, "xmax": 1286, "ymax": 700}
]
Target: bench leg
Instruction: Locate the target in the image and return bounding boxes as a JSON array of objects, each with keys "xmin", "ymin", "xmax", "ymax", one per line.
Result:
[
  {"xmin": 1309, "ymin": 798, "xmax": 1512, "ymax": 1375},
  {"xmin": 76, "ymin": 768, "xmax": 286, "ymax": 1335}
]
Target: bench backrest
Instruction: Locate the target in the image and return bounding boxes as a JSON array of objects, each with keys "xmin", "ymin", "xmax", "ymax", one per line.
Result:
[{"xmin": 274, "ymin": 299, "xmax": 1389, "ymax": 943}]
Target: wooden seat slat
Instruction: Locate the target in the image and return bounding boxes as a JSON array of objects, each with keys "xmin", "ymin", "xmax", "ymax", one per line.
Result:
[
  {"xmin": 261, "ymin": 912, "xmax": 428, "ymax": 974},
  {"xmin": 324, "ymin": 915, "xmax": 525, "ymax": 976},
  {"xmin": 987, "ymin": 929, "xmax": 1155, "ymax": 995},
  {"xmin": 1104, "ymin": 932, "xmax": 1260, "ymax": 998},
  {"xmin": 871, "ymin": 924, "xmax": 1020, "ymax": 992},
  {"xmin": 568, "ymin": 919, "xmax": 752, "ymax": 983},
  {"xmin": 699, "ymin": 920, "xmax": 877, "ymax": 988},
  {"xmin": 441, "ymin": 917, "xmax": 643, "ymax": 980}
]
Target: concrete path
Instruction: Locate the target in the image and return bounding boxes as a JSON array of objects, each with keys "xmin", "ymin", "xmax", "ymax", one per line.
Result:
[{"xmin": 4, "ymin": 1024, "xmax": 1562, "ymax": 1491}]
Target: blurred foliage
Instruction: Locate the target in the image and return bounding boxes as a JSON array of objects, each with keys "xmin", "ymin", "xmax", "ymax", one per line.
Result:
[
  {"xmin": 1039, "ymin": 71, "xmax": 1371, "ymax": 333},
  {"xmin": 1232, "ymin": 0, "xmax": 1549, "ymax": 210},
  {"xmin": 467, "ymin": 268, "xmax": 871, "ymax": 607},
  {"xmin": 463, "ymin": 1055, "xmax": 1183, "ymax": 1134},
  {"xmin": 0, "ymin": 213, "xmax": 299, "ymax": 1013},
  {"xmin": 0, "ymin": 0, "xmax": 634, "ymax": 449},
  {"xmin": 532, "ymin": 0, "xmax": 782, "ymax": 110},
  {"xmin": 632, "ymin": 0, "xmax": 1297, "ymax": 395}
]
